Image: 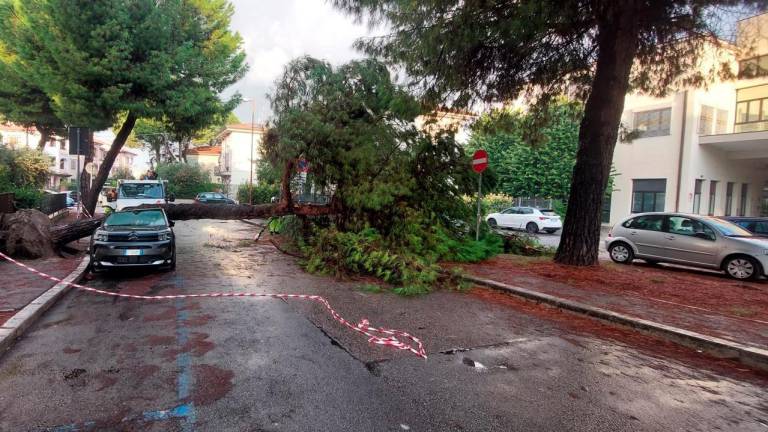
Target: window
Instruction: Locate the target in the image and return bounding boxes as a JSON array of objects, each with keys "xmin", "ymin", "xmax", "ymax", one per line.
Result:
[
  {"xmin": 501, "ymin": 208, "xmax": 519, "ymax": 214},
  {"xmin": 708, "ymin": 181, "xmax": 717, "ymax": 216},
  {"xmin": 725, "ymin": 182, "xmax": 734, "ymax": 216},
  {"xmin": 625, "ymin": 215, "xmax": 665, "ymax": 231},
  {"xmin": 739, "ymin": 55, "xmax": 768, "ymax": 78},
  {"xmin": 118, "ymin": 183, "xmax": 164, "ymax": 199},
  {"xmin": 715, "ymin": 109, "xmax": 728, "ymax": 134},
  {"xmin": 667, "ymin": 216, "xmax": 716, "ymax": 241},
  {"xmin": 60, "ymin": 140, "xmax": 65, "ymax": 150},
  {"xmin": 631, "ymin": 179, "xmax": 666, "ymax": 213},
  {"xmin": 70, "ymin": 159, "xmax": 76, "ymax": 170},
  {"xmin": 59, "ymin": 159, "xmax": 65, "ymax": 170},
  {"xmin": 698, "ymin": 105, "xmax": 713, "ymax": 135},
  {"xmin": 634, "ymin": 108, "xmax": 671, "ymax": 138},
  {"xmin": 693, "ymin": 179, "xmax": 703, "ymax": 214},
  {"xmin": 735, "ymin": 97, "xmax": 768, "ymax": 132},
  {"xmin": 520, "ymin": 208, "xmax": 534, "ymax": 214},
  {"xmin": 739, "ymin": 183, "xmax": 748, "ymax": 216}
]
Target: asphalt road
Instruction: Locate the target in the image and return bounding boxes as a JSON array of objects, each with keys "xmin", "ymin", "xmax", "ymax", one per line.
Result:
[{"xmin": 0, "ymin": 220, "xmax": 766, "ymax": 431}]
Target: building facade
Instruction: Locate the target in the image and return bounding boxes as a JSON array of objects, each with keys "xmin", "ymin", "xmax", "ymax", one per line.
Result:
[
  {"xmin": 214, "ymin": 122, "xmax": 266, "ymax": 197},
  {"xmin": 187, "ymin": 145, "xmax": 222, "ymax": 183},
  {"xmin": 608, "ymin": 13, "xmax": 768, "ymax": 225},
  {"xmin": 0, "ymin": 125, "xmax": 138, "ymax": 189}
]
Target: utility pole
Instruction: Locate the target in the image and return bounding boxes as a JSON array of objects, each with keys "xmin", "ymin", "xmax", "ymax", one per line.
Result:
[{"xmin": 249, "ymin": 99, "xmax": 255, "ymax": 205}]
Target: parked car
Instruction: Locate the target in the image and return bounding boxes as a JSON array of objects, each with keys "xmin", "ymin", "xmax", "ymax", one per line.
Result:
[
  {"xmin": 606, "ymin": 212, "xmax": 768, "ymax": 280},
  {"xmin": 89, "ymin": 208, "xmax": 176, "ymax": 272},
  {"xmin": 486, "ymin": 207, "xmax": 562, "ymax": 234},
  {"xmin": 719, "ymin": 216, "xmax": 768, "ymax": 237},
  {"xmin": 194, "ymin": 192, "xmax": 235, "ymax": 204},
  {"xmin": 105, "ymin": 179, "xmax": 175, "ymax": 212}
]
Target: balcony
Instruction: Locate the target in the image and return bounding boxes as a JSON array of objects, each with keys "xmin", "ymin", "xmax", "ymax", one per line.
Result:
[{"xmin": 699, "ymin": 129, "xmax": 768, "ymax": 160}]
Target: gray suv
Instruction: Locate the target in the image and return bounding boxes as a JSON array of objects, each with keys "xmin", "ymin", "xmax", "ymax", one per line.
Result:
[
  {"xmin": 90, "ymin": 208, "xmax": 176, "ymax": 272},
  {"xmin": 606, "ymin": 213, "xmax": 768, "ymax": 280}
]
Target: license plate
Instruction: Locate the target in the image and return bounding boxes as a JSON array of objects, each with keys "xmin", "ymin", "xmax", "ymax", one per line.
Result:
[{"xmin": 124, "ymin": 249, "xmax": 143, "ymax": 256}]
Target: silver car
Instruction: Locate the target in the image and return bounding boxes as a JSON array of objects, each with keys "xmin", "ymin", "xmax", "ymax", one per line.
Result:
[{"xmin": 606, "ymin": 213, "xmax": 768, "ymax": 280}]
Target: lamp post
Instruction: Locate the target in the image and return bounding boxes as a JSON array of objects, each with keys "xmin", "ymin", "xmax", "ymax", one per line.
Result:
[{"xmin": 241, "ymin": 98, "xmax": 256, "ymax": 205}]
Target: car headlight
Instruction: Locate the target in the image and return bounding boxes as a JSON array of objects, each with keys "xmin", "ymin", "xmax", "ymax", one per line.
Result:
[
  {"xmin": 94, "ymin": 231, "xmax": 108, "ymax": 242},
  {"xmin": 158, "ymin": 230, "xmax": 172, "ymax": 241}
]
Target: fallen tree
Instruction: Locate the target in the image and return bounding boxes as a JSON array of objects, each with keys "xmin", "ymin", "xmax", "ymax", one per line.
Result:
[{"xmin": 0, "ymin": 203, "xmax": 336, "ymax": 258}]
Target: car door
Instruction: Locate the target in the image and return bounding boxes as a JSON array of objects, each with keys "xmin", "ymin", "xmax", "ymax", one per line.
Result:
[
  {"xmin": 517, "ymin": 207, "xmax": 534, "ymax": 229},
  {"xmin": 626, "ymin": 215, "xmax": 668, "ymax": 258},
  {"xmin": 497, "ymin": 208, "xmax": 517, "ymax": 228},
  {"xmin": 664, "ymin": 215, "xmax": 719, "ymax": 266}
]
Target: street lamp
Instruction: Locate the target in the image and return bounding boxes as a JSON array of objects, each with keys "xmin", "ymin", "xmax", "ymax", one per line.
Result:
[{"xmin": 241, "ymin": 98, "xmax": 256, "ymax": 205}]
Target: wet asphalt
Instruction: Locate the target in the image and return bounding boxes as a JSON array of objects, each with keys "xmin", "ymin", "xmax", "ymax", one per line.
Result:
[{"xmin": 0, "ymin": 220, "xmax": 766, "ymax": 431}]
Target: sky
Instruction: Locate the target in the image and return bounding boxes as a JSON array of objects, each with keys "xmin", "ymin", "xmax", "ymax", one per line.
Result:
[{"xmin": 225, "ymin": 0, "xmax": 374, "ymax": 124}]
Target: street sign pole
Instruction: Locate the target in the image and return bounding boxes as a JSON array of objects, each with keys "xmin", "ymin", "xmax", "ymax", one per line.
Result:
[
  {"xmin": 471, "ymin": 149, "xmax": 489, "ymax": 241},
  {"xmin": 476, "ymin": 171, "xmax": 483, "ymax": 241},
  {"xmin": 76, "ymin": 128, "xmax": 81, "ymax": 219}
]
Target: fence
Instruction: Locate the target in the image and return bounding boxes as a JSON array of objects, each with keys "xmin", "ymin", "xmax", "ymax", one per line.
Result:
[
  {"xmin": 0, "ymin": 192, "xmax": 14, "ymax": 214},
  {"xmin": 38, "ymin": 192, "xmax": 67, "ymax": 215}
]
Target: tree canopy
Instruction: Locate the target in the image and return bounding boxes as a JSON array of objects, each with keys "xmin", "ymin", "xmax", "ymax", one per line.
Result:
[
  {"xmin": 0, "ymin": 0, "xmax": 247, "ymax": 214},
  {"xmin": 468, "ymin": 101, "xmax": 583, "ymax": 200},
  {"xmin": 333, "ymin": 0, "xmax": 763, "ymax": 265},
  {"xmin": 265, "ymin": 56, "xmax": 478, "ymax": 230}
]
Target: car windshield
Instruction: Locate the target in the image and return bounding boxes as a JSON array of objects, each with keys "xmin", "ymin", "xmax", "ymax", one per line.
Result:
[
  {"xmin": 700, "ymin": 217, "xmax": 754, "ymax": 237},
  {"xmin": 104, "ymin": 210, "xmax": 167, "ymax": 227},
  {"xmin": 118, "ymin": 183, "xmax": 164, "ymax": 199}
]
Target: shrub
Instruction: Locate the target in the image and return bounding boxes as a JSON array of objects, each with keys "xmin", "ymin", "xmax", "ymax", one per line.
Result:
[
  {"xmin": 237, "ymin": 183, "xmax": 279, "ymax": 204},
  {"xmin": 0, "ymin": 147, "xmax": 49, "ymax": 209},
  {"xmin": 155, "ymin": 162, "xmax": 216, "ymax": 198},
  {"xmin": 501, "ymin": 233, "xmax": 555, "ymax": 257}
]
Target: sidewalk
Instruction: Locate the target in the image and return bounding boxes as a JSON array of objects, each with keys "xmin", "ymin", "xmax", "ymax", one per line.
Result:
[
  {"xmin": 0, "ymin": 255, "xmax": 83, "ymax": 326},
  {"xmin": 452, "ymin": 255, "xmax": 768, "ymax": 351}
]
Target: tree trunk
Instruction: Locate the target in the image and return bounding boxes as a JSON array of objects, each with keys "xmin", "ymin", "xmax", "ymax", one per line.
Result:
[
  {"xmin": 554, "ymin": 3, "xmax": 641, "ymax": 266},
  {"xmin": 37, "ymin": 128, "xmax": 50, "ymax": 151},
  {"xmin": 49, "ymin": 217, "xmax": 103, "ymax": 245},
  {"xmin": 83, "ymin": 112, "xmax": 137, "ymax": 215},
  {"xmin": 278, "ymin": 159, "xmax": 295, "ymax": 210}
]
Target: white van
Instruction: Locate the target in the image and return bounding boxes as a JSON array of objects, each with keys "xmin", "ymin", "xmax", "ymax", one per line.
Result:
[{"xmin": 106, "ymin": 180, "xmax": 176, "ymax": 211}]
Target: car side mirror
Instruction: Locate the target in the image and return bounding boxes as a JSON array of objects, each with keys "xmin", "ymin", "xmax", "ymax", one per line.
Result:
[
  {"xmin": 168, "ymin": 193, "xmax": 176, "ymax": 202},
  {"xmin": 169, "ymin": 220, "xmax": 175, "ymax": 227}
]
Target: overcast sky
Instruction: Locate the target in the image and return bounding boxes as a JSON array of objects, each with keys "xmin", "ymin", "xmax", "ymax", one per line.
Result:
[{"xmin": 225, "ymin": 0, "xmax": 373, "ymax": 124}]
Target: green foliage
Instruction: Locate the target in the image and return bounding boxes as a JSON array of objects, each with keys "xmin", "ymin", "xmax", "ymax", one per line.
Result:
[
  {"xmin": 468, "ymin": 101, "xmax": 582, "ymax": 200},
  {"xmin": 0, "ymin": 146, "xmax": 49, "ymax": 208},
  {"xmin": 156, "ymin": 162, "xmax": 217, "ymax": 199},
  {"xmin": 502, "ymin": 234, "xmax": 556, "ymax": 257},
  {"xmin": 0, "ymin": 0, "xmax": 247, "ymax": 212},
  {"xmin": 237, "ymin": 184, "xmax": 278, "ymax": 205},
  {"xmin": 110, "ymin": 166, "xmax": 134, "ymax": 181}
]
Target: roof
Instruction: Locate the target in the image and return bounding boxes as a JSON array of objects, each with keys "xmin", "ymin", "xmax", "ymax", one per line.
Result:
[
  {"xmin": 187, "ymin": 145, "xmax": 221, "ymax": 156},
  {"xmin": 226, "ymin": 122, "xmax": 267, "ymax": 133},
  {"xmin": 0, "ymin": 123, "xmax": 35, "ymax": 133}
]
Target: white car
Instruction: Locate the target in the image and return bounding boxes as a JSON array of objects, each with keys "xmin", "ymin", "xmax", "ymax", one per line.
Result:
[
  {"xmin": 106, "ymin": 179, "xmax": 175, "ymax": 211},
  {"xmin": 486, "ymin": 207, "xmax": 562, "ymax": 234}
]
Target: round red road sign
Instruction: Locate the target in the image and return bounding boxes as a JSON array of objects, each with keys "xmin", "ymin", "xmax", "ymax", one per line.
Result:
[{"xmin": 472, "ymin": 149, "xmax": 488, "ymax": 173}]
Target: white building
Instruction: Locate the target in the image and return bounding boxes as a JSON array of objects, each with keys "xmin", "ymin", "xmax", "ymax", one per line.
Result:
[
  {"xmin": 0, "ymin": 124, "xmax": 138, "ymax": 189},
  {"xmin": 215, "ymin": 122, "xmax": 266, "ymax": 197},
  {"xmin": 187, "ymin": 145, "xmax": 222, "ymax": 183},
  {"xmin": 608, "ymin": 12, "xmax": 768, "ymax": 225}
]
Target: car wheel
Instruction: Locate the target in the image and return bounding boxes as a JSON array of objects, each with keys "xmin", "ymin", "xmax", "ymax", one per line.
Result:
[
  {"xmin": 168, "ymin": 248, "xmax": 176, "ymax": 271},
  {"xmin": 525, "ymin": 222, "xmax": 539, "ymax": 234},
  {"xmin": 487, "ymin": 218, "xmax": 498, "ymax": 228},
  {"xmin": 544, "ymin": 229, "xmax": 558, "ymax": 234},
  {"xmin": 724, "ymin": 256, "xmax": 759, "ymax": 280},
  {"xmin": 608, "ymin": 242, "xmax": 633, "ymax": 264}
]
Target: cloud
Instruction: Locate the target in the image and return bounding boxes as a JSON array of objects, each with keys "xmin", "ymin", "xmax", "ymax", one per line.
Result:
[{"xmin": 225, "ymin": 0, "xmax": 373, "ymax": 123}]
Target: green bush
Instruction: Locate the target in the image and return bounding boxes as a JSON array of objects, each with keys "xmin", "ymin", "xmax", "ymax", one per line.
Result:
[
  {"xmin": 155, "ymin": 162, "xmax": 218, "ymax": 198},
  {"xmin": 502, "ymin": 233, "xmax": 555, "ymax": 257},
  {"xmin": 237, "ymin": 183, "xmax": 279, "ymax": 204},
  {"xmin": 0, "ymin": 147, "xmax": 49, "ymax": 209}
]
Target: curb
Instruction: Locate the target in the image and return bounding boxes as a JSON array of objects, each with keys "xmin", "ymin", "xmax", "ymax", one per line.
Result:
[
  {"xmin": 464, "ymin": 274, "xmax": 768, "ymax": 373},
  {"xmin": 0, "ymin": 255, "xmax": 90, "ymax": 358}
]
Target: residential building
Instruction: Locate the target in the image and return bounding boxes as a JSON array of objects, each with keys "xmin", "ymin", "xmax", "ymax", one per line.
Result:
[
  {"xmin": 187, "ymin": 145, "xmax": 222, "ymax": 183},
  {"xmin": 415, "ymin": 109, "xmax": 477, "ymax": 144},
  {"xmin": 608, "ymin": 12, "xmax": 768, "ymax": 225},
  {"xmin": 0, "ymin": 124, "xmax": 138, "ymax": 189},
  {"xmin": 215, "ymin": 122, "xmax": 266, "ymax": 197}
]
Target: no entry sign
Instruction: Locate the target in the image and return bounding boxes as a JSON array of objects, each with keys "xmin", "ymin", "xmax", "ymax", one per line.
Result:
[
  {"xmin": 297, "ymin": 158, "xmax": 309, "ymax": 173},
  {"xmin": 472, "ymin": 149, "xmax": 488, "ymax": 173}
]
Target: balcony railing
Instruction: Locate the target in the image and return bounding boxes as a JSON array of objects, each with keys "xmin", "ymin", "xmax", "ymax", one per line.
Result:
[{"xmin": 734, "ymin": 120, "xmax": 768, "ymax": 134}]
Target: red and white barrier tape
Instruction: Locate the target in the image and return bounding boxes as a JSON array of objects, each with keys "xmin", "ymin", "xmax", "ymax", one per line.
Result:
[{"xmin": 0, "ymin": 252, "xmax": 427, "ymax": 359}]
